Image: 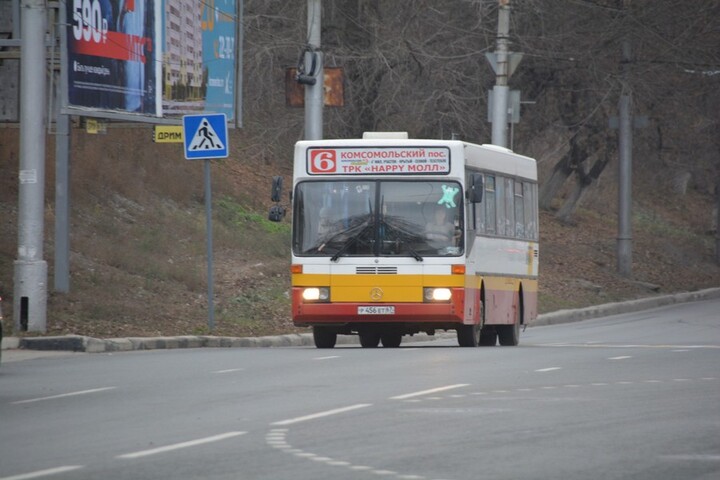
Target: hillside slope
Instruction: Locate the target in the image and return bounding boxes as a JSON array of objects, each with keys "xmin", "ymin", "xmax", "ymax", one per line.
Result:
[{"xmin": 1, "ymin": 127, "xmax": 719, "ymax": 339}]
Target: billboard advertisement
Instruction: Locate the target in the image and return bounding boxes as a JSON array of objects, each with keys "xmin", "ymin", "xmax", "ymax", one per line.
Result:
[
  {"xmin": 66, "ymin": 0, "xmax": 162, "ymax": 116},
  {"xmin": 64, "ymin": 0, "xmax": 238, "ymax": 122},
  {"xmin": 162, "ymin": 0, "xmax": 237, "ymax": 121}
]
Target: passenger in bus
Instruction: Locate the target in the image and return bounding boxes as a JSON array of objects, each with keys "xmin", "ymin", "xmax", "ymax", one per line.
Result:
[{"xmin": 425, "ymin": 206, "xmax": 457, "ymax": 248}]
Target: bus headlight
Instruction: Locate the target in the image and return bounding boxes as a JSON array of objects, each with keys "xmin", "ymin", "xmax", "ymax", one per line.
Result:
[
  {"xmin": 424, "ymin": 288, "xmax": 452, "ymax": 302},
  {"xmin": 302, "ymin": 287, "xmax": 330, "ymax": 302}
]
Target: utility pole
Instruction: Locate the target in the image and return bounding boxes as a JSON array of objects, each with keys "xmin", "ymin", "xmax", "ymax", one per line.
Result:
[
  {"xmin": 616, "ymin": 39, "xmax": 633, "ymax": 277},
  {"xmin": 304, "ymin": 0, "xmax": 323, "ymax": 140},
  {"xmin": 491, "ymin": 0, "xmax": 510, "ymax": 147},
  {"xmin": 14, "ymin": 0, "xmax": 48, "ymax": 332},
  {"xmin": 55, "ymin": 2, "xmax": 71, "ymax": 293},
  {"xmin": 486, "ymin": 0, "xmax": 521, "ymax": 148}
]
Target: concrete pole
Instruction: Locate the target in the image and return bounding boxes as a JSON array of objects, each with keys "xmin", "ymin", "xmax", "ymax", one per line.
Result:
[
  {"xmin": 55, "ymin": 1, "xmax": 71, "ymax": 293},
  {"xmin": 14, "ymin": 0, "xmax": 48, "ymax": 332},
  {"xmin": 304, "ymin": 0, "xmax": 323, "ymax": 140},
  {"xmin": 491, "ymin": 0, "xmax": 510, "ymax": 147}
]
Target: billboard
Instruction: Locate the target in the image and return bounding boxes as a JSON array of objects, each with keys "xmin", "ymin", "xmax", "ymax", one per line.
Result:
[
  {"xmin": 162, "ymin": 0, "xmax": 237, "ymax": 121},
  {"xmin": 66, "ymin": 0, "xmax": 162, "ymax": 116},
  {"xmin": 64, "ymin": 0, "xmax": 238, "ymax": 122}
]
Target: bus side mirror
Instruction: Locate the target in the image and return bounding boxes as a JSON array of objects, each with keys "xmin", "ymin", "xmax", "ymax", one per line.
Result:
[
  {"xmin": 268, "ymin": 205, "xmax": 286, "ymax": 222},
  {"xmin": 468, "ymin": 173, "xmax": 484, "ymax": 203},
  {"xmin": 271, "ymin": 176, "xmax": 283, "ymax": 202},
  {"xmin": 268, "ymin": 176, "xmax": 286, "ymax": 222}
]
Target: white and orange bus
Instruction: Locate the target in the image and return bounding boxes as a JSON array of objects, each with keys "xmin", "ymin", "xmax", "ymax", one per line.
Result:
[{"xmin": 269, "ymin": 132, "xmax": 539, "ymax": 348}]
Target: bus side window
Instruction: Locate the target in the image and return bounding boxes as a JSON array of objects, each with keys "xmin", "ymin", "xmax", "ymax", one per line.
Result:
[
  {"xmin": 524, "ymin": 182, "xmax": 538, "ymax": 240},
  {"xmin": 485, "ymin": 175, "xmax": 496, "ymax": 235},
  {"xmin": 514, "ymin": 180, "xmax": 525, "ymax": 238},
  {"xmin": 504, "ymin": 177, "xmax": 515, "ymax": 239}
]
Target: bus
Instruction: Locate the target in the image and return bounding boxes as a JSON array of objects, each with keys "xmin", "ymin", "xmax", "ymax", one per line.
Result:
[{"xmin": 269, "ymin": 132, "xmax": 539, "ymax": 348}]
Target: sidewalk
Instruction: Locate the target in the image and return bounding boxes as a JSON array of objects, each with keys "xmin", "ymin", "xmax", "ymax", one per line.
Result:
[{"xmin": 2, "ymin": 287, "xmax": 719, "ymax": 354}]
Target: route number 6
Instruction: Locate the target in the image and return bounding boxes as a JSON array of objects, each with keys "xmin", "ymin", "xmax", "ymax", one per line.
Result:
[{"xmin": 310, "ymin": 150, "xmax": 336, "ymax": 173}]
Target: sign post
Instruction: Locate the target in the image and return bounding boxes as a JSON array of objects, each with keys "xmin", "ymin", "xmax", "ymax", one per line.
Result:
[{"xmin": 183, "ymin": 114, "xmax": 229, "ymax": 331}]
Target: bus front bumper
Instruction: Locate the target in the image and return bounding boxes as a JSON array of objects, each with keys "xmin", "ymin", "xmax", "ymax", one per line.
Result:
[{"xmin": 291, "ymin": 288, "xmax": 465, "ymax": 327}]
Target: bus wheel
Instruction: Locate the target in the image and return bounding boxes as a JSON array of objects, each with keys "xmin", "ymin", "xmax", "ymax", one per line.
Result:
[
  {"xmin": 313, "ymin": 327, "xmax": 337, "ymax": 349},
  {"xmin": 497, "ymin": 320, "xmax": 520, "ymax": 346},
  {"xmin": 479, "ymin": 326, "xmax": 497, "ymax": 346},
  {"xmin": 457, "ymin": 324, "xmax": 480, "ymax": 347},
  {"xmin": 359, "ymin": 330, "xmax": 381, "ymax": 348},
  {"xmin": 381, "ymin": 332, "xmax": 402, "ymax": 348}
]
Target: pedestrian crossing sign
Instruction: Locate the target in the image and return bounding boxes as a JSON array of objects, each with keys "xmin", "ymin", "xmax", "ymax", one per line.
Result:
[{"xmin": 182, "ymin": 113, "xmax": 229, "ymax": 160}]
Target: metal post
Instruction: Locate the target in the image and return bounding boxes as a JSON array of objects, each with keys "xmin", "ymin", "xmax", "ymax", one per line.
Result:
[
  {"xmin": 234, "ymin": 0, "xmax": 244, "ymax": 128},
  {"xmin": 617, "ymin": 93, "xmax": 633, "ymax": 276},
  {"xmin": 304, "ymin": 0, "xmax": 323, "ymax": 140},
  {"xmin": 616, "ymin": 39, "xmax": 633, "ymax": 278},
  {"xmin": 55, "ymin": 1, "xmax": 71, "ymax": 293},
  {"xmin": 491, "ymin": 0, "xmax": 510, "ymax": 147},
  {"xmin": 14, "ymin": 0, "xmax": 48, "ymax": 332},
  {"xmin": 204, "ymin": 160, "xmax": 215, "ymax": 331},
  {"xmin": 715, "ymin": 183, "xmax": 720, "ymax": 265}
]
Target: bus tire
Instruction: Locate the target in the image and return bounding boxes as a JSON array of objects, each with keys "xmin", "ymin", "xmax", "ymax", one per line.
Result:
[
  {"xmin": 497, "ymin": 321, "xmax": 519, "ymax": 346},
  {"xmin": 359, "ymin": 330, "xmax": 381, "ymax": 348},
  {"xmin": 313, "ymin": 327, "xmax": 337, "ymax": 349},
  {"xmin": 381, "ymin": 332, "xmax": 402, "ymax": 348},
  {"xmin": 457, "ymin": 323, "xmax": 480, "ymax": 347},
  {"xmin": 479, "ymin": 326, "xmax": 497, "ymax": 346},
  {"xmin": 497, "ymin": 300, "xmax": 521, "ymax": 346}
]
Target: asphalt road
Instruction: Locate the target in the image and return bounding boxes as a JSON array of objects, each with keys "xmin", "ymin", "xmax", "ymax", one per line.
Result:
[{"xmin": 1, "ymin": 299, "xmax": 719, "ymax": 480}]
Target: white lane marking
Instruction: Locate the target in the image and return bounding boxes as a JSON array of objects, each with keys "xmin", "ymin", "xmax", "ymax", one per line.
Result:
[
  {"xmin": 608, "ymin": 356, "xmax": 632, "ymax": 360},
  {"xmin": 12, "ymin": 387, "xmax": 116, "ymax": 405},
  {"xmin": 271, "ymin": 404, "xmax": 372, "ymax": 426},
  {"xmin": 660, "ymin": 454, "xmax": 720, "ymax": 462},
  {"xmin": 390, "ymin": 384, "xmax": 469, "ymax": 400},
  {"xmin": 117, "ymin": 431, "xmax": 246, "ymax": 459},
  {"xmin": 539, "ymin": 343, "xmax": 720, "ymax": 349},
  {"xmin": 213, "ymin": 368, "xmax": 244, "ymax": 374},
  {"xmin": 314, "ymin": 356, "xmax": 340, "ymax": 360},
  {"xmin": 0, "ymin": 466, "xmax": 84, "ymax": 480},
  {"xmin": 535, "ymin": 367, "xmax": 561, "ymax": 372}
]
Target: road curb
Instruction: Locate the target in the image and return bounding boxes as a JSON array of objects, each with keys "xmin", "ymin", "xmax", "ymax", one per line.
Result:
[{"xmin": 3, "ymin": 287, "xmax": 719, "ymax": 353}]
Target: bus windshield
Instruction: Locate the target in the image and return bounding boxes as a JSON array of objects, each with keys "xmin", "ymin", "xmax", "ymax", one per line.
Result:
[{"xmin": 293, "ymin": 180, "xmax": 464, "ymax": 258}]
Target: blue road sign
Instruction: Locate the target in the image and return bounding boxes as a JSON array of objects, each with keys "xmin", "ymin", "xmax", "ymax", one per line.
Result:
[{"xmin": 183, "ymin": 114, "xmax": 229, "ymax": 160}]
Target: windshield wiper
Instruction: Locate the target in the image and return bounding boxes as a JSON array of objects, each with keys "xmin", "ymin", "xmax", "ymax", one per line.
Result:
[
  {"xmin": 381, "ymin": 219, "xmax": 423, "ymax": 261},
  {"xmin": 330, "ymin": 221, "xmax": 374, "ymax": 262}
]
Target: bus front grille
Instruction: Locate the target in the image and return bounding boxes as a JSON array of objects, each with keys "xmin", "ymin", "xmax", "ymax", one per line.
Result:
[{"xmin": 356, "ymin": 266, "xmax": 398, "ymax": 275}]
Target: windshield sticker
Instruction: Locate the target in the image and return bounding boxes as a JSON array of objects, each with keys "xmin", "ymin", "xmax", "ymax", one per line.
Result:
[{"xmin": 438, "ymin": 185, "xmax": 460, "ymax": 208}]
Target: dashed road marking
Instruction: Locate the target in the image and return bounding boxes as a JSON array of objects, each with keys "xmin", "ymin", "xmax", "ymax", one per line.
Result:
[
  {"xmin": 539, "ymin": 343, "xmax": 720, "ymax": 349},
  {"xmin": 117, "ymin": 431, "xmax": 246, "ymax": 459},
  {"xmin": 213, "ymin": 368, "xmax": 244, "ymax": 374},
  {"xmin": 390, "ymin": 384, "xmax": 469, "ymax": 400},
  {"xmin": 12, "ymin": 387, "xmax": 116, "ymax": 405},
  {"xmin": 608, "ymin": 356, "xmax": 632, "ymax": 360},
  {"xmin": 0, "ymin": 466, "xmax": 85, "ymax": 480},
  {"xmin": 314, "ymin": 356, "xmax": 341, "ymax": 360},
  {"xmin": 266, "ymin": 429, "xmax": 438, "ymax": 480},
  {"xmin": 272, "ymin": 404, "xmax": 372, "ymax": 426},
  {"xmin": 535, "ymin": 367, "xmax": 562, "ymax": 372}
]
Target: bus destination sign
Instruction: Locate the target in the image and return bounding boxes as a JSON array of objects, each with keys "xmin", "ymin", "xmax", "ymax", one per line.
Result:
[{"xmin": 307, "ymin": 147, "xmax": 451, "ymax": 175}]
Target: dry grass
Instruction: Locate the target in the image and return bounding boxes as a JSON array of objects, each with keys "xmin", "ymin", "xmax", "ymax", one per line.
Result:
[{"xmin": 1, "ymin": 127, "xmax": 719, "ymax": 339}]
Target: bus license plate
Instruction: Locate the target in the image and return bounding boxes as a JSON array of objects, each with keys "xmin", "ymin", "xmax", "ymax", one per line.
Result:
[{"xmin": 358, "ymin": 306, "xmax": 395, "ymax": 315}]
